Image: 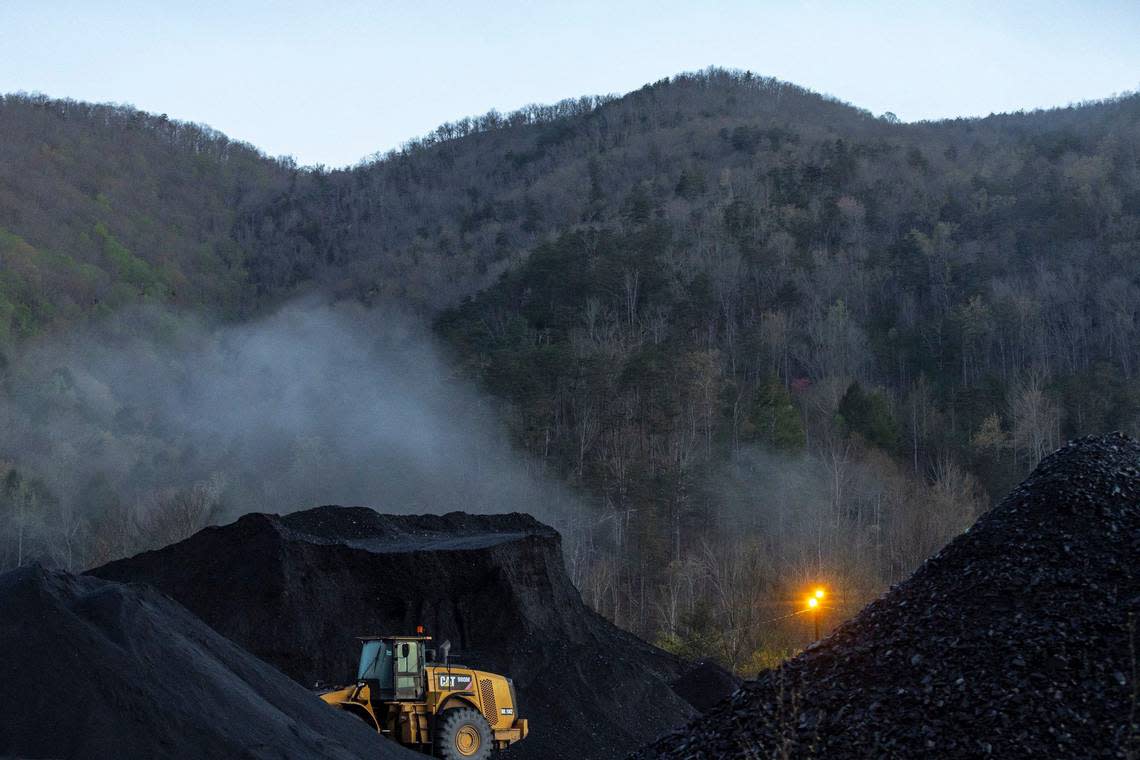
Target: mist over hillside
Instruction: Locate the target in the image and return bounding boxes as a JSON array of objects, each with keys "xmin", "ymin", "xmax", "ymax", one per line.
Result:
[
  {"xmin": 0, "ymin": 301, "xmax": 576, "ymax": 570},
  {"xmin": 2, "ymin": 67, "xmax": 1139, "ymax": 670}
]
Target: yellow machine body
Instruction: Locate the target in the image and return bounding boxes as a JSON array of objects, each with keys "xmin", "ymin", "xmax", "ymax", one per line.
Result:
[{"xmin": 320, "ymin": 636, "xmax": 528, "ymax": 755}]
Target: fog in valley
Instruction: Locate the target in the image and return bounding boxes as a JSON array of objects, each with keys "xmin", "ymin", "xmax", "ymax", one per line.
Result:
[
  {"xmin": 0, "ymin": 301, "xmax": 578, "ymax": 570},
  {"xmin": 0, "ymin": 296, "xmax": 1002, "ymax": 670}
]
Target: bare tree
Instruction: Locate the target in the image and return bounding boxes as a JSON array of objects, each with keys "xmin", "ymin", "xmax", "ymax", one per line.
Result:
[
  {"xmin": 134, "ymin": 476, "xmax": 226, "ymax": 553},
  {"xmin": 1009, "ymin": 372, "xmax": 1061, "ymax": 470}
]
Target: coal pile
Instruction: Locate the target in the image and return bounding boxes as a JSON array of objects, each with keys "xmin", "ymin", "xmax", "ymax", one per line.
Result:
[
  {"xmin": 636, "ymin": 433, "xmax": 1140, "ymax": 759},
  {"xmin": 669, "ymin": 660, "xmax": 742, "ymax": 714},
  {"xmin": 93, "ymin": 508, "xmax": 734, "ymax": 760},
  {"xmin": 0, "ymin": 565, "xmax": 417, "ymax": 760},
  {"xmin": 665, "ymin": 660, "xmax": 747, "ymax": 720}
]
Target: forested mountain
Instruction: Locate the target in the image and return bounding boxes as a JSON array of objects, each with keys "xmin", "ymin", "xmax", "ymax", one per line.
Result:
[
  {"xmin": 239, "ymin": 72, "xmax": 881, "ymax": 308},
  {"xmin": 0, "ymin": 94, "xmax": 290, "ymax": 342},
  {"xmin": 2, "ymin": 69, "xmax": 1139, "ymax": 672}
]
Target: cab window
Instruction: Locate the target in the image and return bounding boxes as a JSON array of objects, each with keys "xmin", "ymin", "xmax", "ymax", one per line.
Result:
[
  {"xmin": 358, "ymin": 640, "xmax": 394, "ymax": 690},
  {"xmin": 394, "ymin": 641, "xmax": 424, "ymax": 700}
]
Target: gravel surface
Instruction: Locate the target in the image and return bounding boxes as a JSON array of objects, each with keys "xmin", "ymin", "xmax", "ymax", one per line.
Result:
[
  {"xmin": 93, "ymin": 507, "xmax": 736, "ymax": 760},
  {"xmin": 635, "ymin": 433, "xmax": 1140, "ymax": 759},
  {"xmin": 0, "ymin": 566, "xmax": 416, "ymax": 760}
]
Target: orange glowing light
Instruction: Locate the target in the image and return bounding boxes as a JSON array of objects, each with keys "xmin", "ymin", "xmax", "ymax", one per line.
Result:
[
  {"xmin": 807, "ymin": 596, "xmax": 819, "ymax": 610},
  {"xmin": 814, "ymin": 588, "xmax": 826, "ymax": 599}
]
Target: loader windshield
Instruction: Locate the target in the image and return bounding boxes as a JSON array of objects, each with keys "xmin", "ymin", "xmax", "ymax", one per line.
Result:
[{"xmin": 357, "ymin": 640, "xmax": 393, "ymax": 685}]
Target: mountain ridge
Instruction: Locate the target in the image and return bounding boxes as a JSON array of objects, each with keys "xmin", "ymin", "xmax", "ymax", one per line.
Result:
[
  {"xmin": 2, "ymin": 66, "xmax": 1139, "ymax": 674},
  {"xmin": 3, "ymin": 68, "xmax": 1138, "ymax": 339}
]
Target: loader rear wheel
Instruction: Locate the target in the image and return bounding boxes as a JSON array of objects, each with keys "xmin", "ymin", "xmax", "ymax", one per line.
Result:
[{"xmin": 435, "ymin": 707, "xmax": 492, "ymax": 759}]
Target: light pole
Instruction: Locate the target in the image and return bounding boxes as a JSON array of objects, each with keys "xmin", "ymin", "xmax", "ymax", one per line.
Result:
[{"xmin": 806, "ymin": 587, "xmax": 826, "ymax": 641}]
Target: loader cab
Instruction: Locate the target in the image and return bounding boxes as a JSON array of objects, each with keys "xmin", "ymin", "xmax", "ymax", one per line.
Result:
[{"xmin": 356, "ymin": 635, "xmax": 429, "ymax": 702}]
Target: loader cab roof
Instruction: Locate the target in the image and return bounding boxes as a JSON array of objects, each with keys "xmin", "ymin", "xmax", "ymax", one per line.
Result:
[{"xmin": 356, "ymin": 635, "xmax": 433, "ymax": 641}]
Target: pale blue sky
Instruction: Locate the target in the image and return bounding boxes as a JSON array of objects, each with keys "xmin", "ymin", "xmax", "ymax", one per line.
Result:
[{"xmin": 2, "ymin": 1, "xmax": 1137, "ymax": 167}]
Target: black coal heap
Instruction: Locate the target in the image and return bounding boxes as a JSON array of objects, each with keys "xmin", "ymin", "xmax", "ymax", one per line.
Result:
[
  {"xmin": 635, "ymin": 433, "xmax": 1140, "ymax": 759},
  {"xmin": 0, "ymin": 566, "xmax": 415, "ymax": 760},
  {"xmin": 94, "ymin": 508, "xmax": 736, "ymax": 760}
]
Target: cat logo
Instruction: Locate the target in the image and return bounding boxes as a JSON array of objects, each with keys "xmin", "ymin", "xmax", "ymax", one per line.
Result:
[{"xmin": 438, "ymin": 673, "xmax": 473, "ymax": 690}]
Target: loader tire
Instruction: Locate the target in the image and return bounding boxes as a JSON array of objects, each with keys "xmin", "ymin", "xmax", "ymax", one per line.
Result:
[{"xmin": 435, "ymin": 707, "xmax": 492, "ymax": 759}]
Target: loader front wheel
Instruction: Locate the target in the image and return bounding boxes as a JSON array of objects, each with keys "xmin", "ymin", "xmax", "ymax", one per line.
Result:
[{"xmin": 435, "ymin": 707, "xmax": 492, "ymax": 759}]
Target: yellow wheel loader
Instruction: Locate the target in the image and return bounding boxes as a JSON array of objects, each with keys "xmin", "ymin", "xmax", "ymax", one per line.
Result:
[{"xmin": 321, "ymin": 633, "xmax": 528, "ymax": 759}]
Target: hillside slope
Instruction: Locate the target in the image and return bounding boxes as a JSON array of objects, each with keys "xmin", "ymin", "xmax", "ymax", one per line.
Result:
[
  {"xmin": 238, "ymin": 70, "xmax": 882, "ymax": 307},
  {"xmin": 3, "ymin": 70, "xmax": 1140, "ymax": 675},
  {"xmin": 93, "ymin": 507, "xmax": 736, "ymax": 760},
  {"xmin": 0, "ymin": 565, "xmax": 417, "ymax": 759},
  {"xmin": 0, "ymin": 95, "xmax": 289, "ymax": 343}
]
